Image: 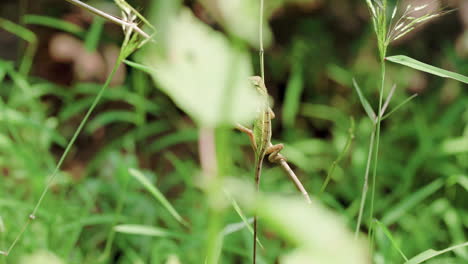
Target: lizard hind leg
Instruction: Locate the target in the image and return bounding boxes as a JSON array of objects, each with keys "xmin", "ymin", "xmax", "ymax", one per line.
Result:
[{"xmin": 266, "ymin": 143, "xmax": 285, "ymax": 163}]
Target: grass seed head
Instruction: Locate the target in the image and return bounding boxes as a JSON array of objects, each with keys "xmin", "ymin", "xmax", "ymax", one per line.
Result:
[{"xmin": 386, "ymin": 0, "xmax": 453, "ymax": 44}]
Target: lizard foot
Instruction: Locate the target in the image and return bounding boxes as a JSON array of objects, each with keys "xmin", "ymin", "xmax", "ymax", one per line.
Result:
[{"xmin": 266, "ymin": 144, "xmax": 286, "ymax": 163}]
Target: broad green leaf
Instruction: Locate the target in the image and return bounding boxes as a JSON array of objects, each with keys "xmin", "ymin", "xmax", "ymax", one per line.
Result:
[
  {"xmin": 143, "ymin": 9, "xmax": 260, "ymax": 126},
  {"xmin": 352, "ymin": 78, "xmax": 376, "ymax": 122},
  {"xmin": 114, "ymin": 224, "xmax": 171, "ymax": 237},
  {"xmin": 128, "ymin": 168, "xmax": 188, "ymax": 227},
  {"xmin": 405, "ymin": 242, "xmax": 468, "ymax": 264},
  {"xmin": 386, "ymin": 55, "xmax": 468, "ymax": 84},
  {"xmin": 226, "ymin": 178, "xmax": 370, "ymax": 264}
]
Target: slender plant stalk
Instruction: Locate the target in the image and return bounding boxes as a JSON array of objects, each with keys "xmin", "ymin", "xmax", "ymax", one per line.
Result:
[
  {"xmin": 354, "ymin": 59, "xmax": 386, "ymax": 240},
  {"xmin": 253, "ymin": 1, "xmax": 265, "ymax": 263},
  {"xmin": 355, "ymin": 0, "xmax": 389, "ymax": 239},
  {"xmin": 354, "ymin": 123, "xmax": 376, "ymax": 238},
  {"xmin": 0, "ymin": 57, "xmax": 122, "ymax": 257},
  {"xmin": 369, "ymin": 59, "xmax": 386, "ymax": 224},
  {"xmin": 63, "ymin": 0, "xmax": 150, "ymax": 39},
  {"xmin": 259, "ymin": 0, "xmax": 265, "ymax": 80}
]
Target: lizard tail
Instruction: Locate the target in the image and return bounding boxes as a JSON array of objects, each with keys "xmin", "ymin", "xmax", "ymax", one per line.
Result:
[{"xmin": 253, "ymin": 157, "xmax": 263, "ymax": 264}]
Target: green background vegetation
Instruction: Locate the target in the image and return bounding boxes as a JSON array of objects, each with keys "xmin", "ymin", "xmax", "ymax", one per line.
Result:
[{"xmin": 0, "ymin": 0, "xmax": 467, "ymax": 263}]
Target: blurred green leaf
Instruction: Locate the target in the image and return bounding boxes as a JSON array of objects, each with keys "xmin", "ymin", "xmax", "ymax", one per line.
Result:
[
  {"xmin": 23, "ymin": 15, "xmax": 85, "ymax": 37},
  {"xmin": 19, "ymin": 251, "xmax": 64, "ymax": 264},
  {"xmin": 86, "ymin": 110, "xmax": 138, "ymax": 133},
  {"xmin": 114, "ymin": 224, "xmax": 171, "ymax": 237},
  {"xmin": 143, "ymin": 9, "xmax": 259, "ymax": 126},
  {"xmin": 226, "ymin": 178, "xmax": 370, "ymax": 264},
  {"xmin": 440, "ymin": 137, "xmax": 468, "ymax": 155},
  {"xmin": 282, "ymin": 45, "xmax": 304, "ymax": 128},
  {"xmin": 84, "ymin": 17, "xmax": 104, "ymax": 52},
  {"xmin": 199, "ymin": 0, "xmax": 272, "ymax": 48},
  {"xmin": 386, "ymin": 56, "xmax": 468, "ymax": 84}
]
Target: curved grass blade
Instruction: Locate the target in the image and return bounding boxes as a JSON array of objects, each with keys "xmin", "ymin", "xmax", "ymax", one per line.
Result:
[
  {"xmin": 381, "ymin": 94, "xmax": 418, "ymax": 120},
  {"xmin": 352, "ymin": 78, "xmax": 376, "ymax": 122},
  {"xmin": 128, "ymin": 168, "xmax": 188, "ymax": 227},
  {"xmin": 374, "ymin": 219, "xmax": 408, "ymax": 261},
  {"xmin": 124, "ymin": 60, "xmax": 158, "ymax": 75},
  {"xmin": 23, "ymin": 15, "xmax": 85, "ymax": 37},
  {"xmin": 0, "ymin": 18, "xmax": 37, "ymax": 75},
  {"xmin": 405, "ymin": 242, "xmax": 468, "ymax": 264},
  {"xmin": 319, "ymin": 117, "xmax": 355, "ymax": 194},
  {"xmin": 386, "ymin": 55, "xmax": 468, "ymax": 84},
  {"xmin": 224, "ymin": 190, "xmax": 264, "ymax": 249}
]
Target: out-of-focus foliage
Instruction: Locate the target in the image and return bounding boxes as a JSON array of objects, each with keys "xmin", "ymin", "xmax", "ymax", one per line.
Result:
[
  {"xmin": 0, "ymin": 0, "xmax": 466, "ymax": 263},
  {"xmin": 142, "ymin": 8, "xmax": 259, "ymax": 127}
]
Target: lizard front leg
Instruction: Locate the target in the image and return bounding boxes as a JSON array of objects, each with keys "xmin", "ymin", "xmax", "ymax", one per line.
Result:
[{"xmin": 235, "ymin": 124, "xmax": 257, "ymax": 150}]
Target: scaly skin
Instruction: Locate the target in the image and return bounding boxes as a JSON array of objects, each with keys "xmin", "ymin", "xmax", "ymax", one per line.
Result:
[
  {"xmin": 238, "ymin": 76, "xmax": 286, "ymax": 264},
  {"xmin": 237, "ymin": 76, "xmax": 311, "ymax": 263}
]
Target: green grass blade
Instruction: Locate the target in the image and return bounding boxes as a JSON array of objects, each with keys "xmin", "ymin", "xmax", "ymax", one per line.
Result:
[
  {"xmin": 282, "ymin": 50, "xmax": 304, "ymax": 128},
  {"xmin": 352, "ymin": 78, "xmax": 376, "ymax": 122},
  {"xmin": 84, "ymin": 17, "xmax": 104, "ymax": 52},
  {"xmin": 147, "ymin": 129, "xmax": 199, "ymax": 154},
  {"xmin": 128, "ymin": 168, "xmax": 188, "ymax": 227},
  {"xmin": 124, "ymin": 60, "xmax": 157, "ymax": 75},
  {"xmin": 405, "ymin": 242, "xmax": 468, "ymax": 264},
  {"xmin": 86, "ymin": 110, "xmax": 138, "ymax": 133},
  {"xmin": 319, "ymin": 117, "xmax": 355, "ymax": 194},
  {"xmin": 0, "ymin": 18, "xmax": 37, "ymax": 75},
  {"xmin": 23, "ymin": 14, "xmax": 85, "ymax": 37},
  {"xmin": 224, "ymin": 190, "xmax": 263, "ymax": 249},
  {"xmin": 382, "ymin": 179, "xmax": 444, "ymax": 225},
  {"xmin": 0, "ymin": 18, "xmax": 36, "ymax": 43},
  {"xmin": 382, "ymin": 94, "xmax": 418, "ymax": 120},
  {"xmin": 386, "ymin": 55, "xmax": 468, "ymax": 84},
  {"xmin": 114, "ymin": 224, "xmax": 171, "ymax": 237},
  {"xmin": 374, "ymin": 219, "xmax": 408, "ymax": 261}
]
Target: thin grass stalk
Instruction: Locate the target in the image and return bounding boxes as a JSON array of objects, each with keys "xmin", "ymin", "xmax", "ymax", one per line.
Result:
[
  {"xmin": 369, "ymin": 59, "xmax": 386, "ymax": 225},
  {"xmin": 354, "ymin": 124, "xmax": 376, "ymax": 238},
  {"xmin": 253, "ymin": 0, "xmax": 265, "ymax": 263},
  {"xmin": 259, "ymin": 0, "xmax": 265, "ymax": 80},
  {"xmin": 2, "ymin": 51, "xmax": 122, "ymax": 257}
]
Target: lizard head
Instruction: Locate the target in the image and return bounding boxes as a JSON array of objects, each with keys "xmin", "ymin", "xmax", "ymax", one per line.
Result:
[{"xmin": 248, "ymin": 76, "xmax": 268, "ymax": 95}]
